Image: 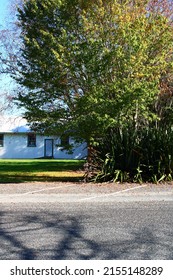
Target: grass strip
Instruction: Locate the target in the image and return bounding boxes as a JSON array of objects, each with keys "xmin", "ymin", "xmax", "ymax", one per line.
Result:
[{"xmin": 0, "ymin": 159, "xmax": 85, "ymax": 183}]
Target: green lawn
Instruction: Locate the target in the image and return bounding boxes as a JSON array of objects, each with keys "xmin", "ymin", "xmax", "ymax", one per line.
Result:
[{"xmin": 0, "ymin": 159, "xmax": 85, "ymax": 183}]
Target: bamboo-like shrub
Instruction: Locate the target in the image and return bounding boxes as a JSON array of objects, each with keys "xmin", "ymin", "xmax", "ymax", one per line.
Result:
[{"xmin": 86, "ymin": 125, "xmax": 173, "ymax": 183}]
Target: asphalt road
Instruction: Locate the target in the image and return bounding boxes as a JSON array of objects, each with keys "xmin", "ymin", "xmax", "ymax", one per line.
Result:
[{"xmin": 0, "ymin": 182, "xmax": 173, "ymax": 260}]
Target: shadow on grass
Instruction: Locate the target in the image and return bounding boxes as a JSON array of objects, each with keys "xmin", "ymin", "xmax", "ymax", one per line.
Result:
[
  {"xmin": 0, "ymin": 159, "xmax": 85, "ymax": 172},
  {"xmin": 0, "ymin": 159, "xmax": 85, "ymax": 183},
  {"xmin": 0, "ymin": 174, "xmax": 84, "ymax": 183}
]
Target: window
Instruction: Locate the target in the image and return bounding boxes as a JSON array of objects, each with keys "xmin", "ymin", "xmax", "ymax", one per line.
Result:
[
  {"xmin": 0, "ymin": 134, "xmax": 4, "ymax": 147},
  {"xmin": 60, "ymin": 134, "xmax": 69, "ymax": 147},
  {"xmin": 27, "ymin": 134, "xmax": 36, "ymax": 147}
]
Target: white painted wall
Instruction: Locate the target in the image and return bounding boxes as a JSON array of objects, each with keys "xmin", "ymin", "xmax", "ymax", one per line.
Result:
[{"xmin": 0, "ymin": 133, "xmax": 87, "ymax": 159}]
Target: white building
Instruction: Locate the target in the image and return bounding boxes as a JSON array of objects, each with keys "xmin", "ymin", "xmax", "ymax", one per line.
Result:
[{"xmin": 0, "ymin": 116, "xmax": 87, "ymax": 159}]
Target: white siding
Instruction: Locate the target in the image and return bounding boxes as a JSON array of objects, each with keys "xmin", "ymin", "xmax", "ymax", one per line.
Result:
[{"xmin": 0, "ymin": 133, "xmax": 87, "ymax": 159}]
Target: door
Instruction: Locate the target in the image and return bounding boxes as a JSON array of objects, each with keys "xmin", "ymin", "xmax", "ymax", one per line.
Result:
[{"xmin": 44, "ymin": 139, "xmax": 54, "ymax": 158}]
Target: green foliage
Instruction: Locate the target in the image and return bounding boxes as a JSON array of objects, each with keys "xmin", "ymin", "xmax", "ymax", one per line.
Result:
[
  {"xmin": 14, "ymin": 0, "xmax": 173, "ymax": 139},
  {"xmin": 87, "ymin": 126, "xmax": 173, "ymax": 183},
  {"xmin": 13, "ymin": 0, "xmax": 173, "ymax": 183}
]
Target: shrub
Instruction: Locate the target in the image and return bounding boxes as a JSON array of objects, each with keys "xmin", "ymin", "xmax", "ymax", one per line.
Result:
[{"xmin": 85, "ymin": 126, "xmax": 173, "ymax": 183}]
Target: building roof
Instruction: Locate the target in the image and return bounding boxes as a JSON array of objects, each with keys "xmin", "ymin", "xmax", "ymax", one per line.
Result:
[{"xmin": 0, "ymin": 116, "xmax": 31, "ymax": 133}]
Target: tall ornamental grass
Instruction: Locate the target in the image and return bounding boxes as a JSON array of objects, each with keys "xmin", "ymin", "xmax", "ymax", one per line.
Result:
[{"xmin": 86, "ymin": 126, "xmax": 173, "ymax": 183}]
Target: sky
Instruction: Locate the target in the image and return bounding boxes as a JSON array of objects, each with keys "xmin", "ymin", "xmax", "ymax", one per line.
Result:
[
  {"xmin": 0, "ymin": 0, "xmax": 10, "ymax": 28},
  {"xmin": 0, "ymin": 0, "xmax": 22, "ymax": 116}
]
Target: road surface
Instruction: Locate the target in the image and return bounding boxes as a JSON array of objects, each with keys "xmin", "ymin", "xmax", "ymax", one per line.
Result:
[{"xmin": 0, "ymin": 182, "xmax": 173, "ymax": 259}]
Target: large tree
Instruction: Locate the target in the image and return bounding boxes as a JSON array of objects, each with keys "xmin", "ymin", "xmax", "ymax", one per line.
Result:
[
  {"xmin": 0, "ymin": 0, "xmax": 23, "ymax": 114},
  {"xmin": 14, "ymin": 0, "xmax": 173, "ymax": 145}
]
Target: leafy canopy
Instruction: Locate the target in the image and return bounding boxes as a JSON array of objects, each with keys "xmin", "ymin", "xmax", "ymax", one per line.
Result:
[{"xmin": 15, "ymin": 0, "xmax": 173, "ymax": 143}]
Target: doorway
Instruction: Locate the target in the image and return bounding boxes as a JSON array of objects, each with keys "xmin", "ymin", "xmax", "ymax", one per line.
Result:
[{"xmin": 44, "ymin": 139, "xmax": 54, "ymax": 158}]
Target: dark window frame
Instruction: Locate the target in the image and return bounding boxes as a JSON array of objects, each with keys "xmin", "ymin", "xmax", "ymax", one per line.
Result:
[
  {"xmin": 0, "ymin": 134, "xmax": 4, "ymax": 147},
  {"xmin": 27, "ymin": 133, "xmax": 36, "ymax": 147},
  {"xmin": 60, "ymin": 134, "xmax": 69, "ymax": 147}
]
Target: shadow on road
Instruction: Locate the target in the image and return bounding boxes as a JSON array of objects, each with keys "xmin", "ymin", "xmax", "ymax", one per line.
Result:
[
  {"xmin": 0, "ymin": 210, "xmax": 173, "ymax": 260},
  {"xmin": 0, "ymin": 210, "xmax": 100, "ymax": 260}
]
